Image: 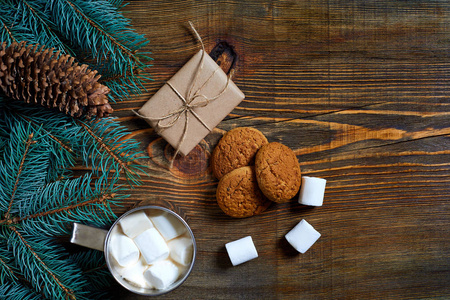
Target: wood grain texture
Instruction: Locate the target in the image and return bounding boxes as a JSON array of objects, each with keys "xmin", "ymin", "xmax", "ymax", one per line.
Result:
[{"xmin": 107, "ymin": 0, "xmax": 449, "ymax": 299}]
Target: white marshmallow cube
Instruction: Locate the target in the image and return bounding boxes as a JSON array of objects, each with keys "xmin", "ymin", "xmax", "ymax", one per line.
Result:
[
  {"xmin": 285, "ymin": 219, "xmax": 321, "ymax": 253},
  {"xmin": 225, "ymin": 236, "xmax": 258, "ymax": 266},
  {"xmin": 143, "ymin": 260, "xmax": 179, "ymax": 290},
  {"xmin": 298, "ymin": 176, "xmax": 327, "ymax": 206},
  {"xmin": 134, "ymin": 228, "xmax": 169, "ymax": 264},
  {"xmin": 120, "ymin": 257, "xmax": 152, "ymax": 289},
  {"xmin": 109, "ymin": 235, "xmax": 140, "ymax": 267},
  {"xmin": 151, "ymin": 213, "xmax": 186, "ymax": 241},
  {"xmin": 168, "ymin": 237, "xmax": 193, "ymax": 266},
  {"xmin": 119, "ymin": 211, "xmax": 154, "ymax": 238}
]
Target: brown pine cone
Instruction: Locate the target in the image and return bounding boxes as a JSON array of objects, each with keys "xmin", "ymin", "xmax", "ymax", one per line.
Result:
[{"xmin": 0, "ymin": 42, "xmax": 113, "ymax": 118}]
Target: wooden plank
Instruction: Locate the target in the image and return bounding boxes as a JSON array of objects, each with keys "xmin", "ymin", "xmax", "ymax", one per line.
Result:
[{"xmin": 107, "ymin": 0, "xmax": 450, "ymax": 299}]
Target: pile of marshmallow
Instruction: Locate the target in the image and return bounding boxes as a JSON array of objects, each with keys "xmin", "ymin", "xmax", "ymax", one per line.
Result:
[
  {"xmin": 108, "ymin": 210, "xmax": 193, "ymax": 290},
  {"xmin": 226, "ymin": 176, "xmax": 326, "ymax": 266}
]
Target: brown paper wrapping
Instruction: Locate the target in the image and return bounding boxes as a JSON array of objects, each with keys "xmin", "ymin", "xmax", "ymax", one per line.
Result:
[{"xmin": 138, "ymin": 50, "xmax": 245, "ymax": 156}]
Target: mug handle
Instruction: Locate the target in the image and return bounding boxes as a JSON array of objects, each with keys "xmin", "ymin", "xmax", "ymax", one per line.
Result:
[{"xmin": 70, "ymin": 223, "xmax": 108, "ymax": 251}]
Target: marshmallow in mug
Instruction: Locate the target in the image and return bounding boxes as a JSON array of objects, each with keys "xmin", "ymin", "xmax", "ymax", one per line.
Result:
[
  {"xmin": 109, "ymin": 235, "xmax": 140, "ymax": 267},
  {"xmin": 168, "ymin": 237, "xmax": 193, "ymax": 266},
  {"xmin": 119, "ymin": 210, "xmax": 154, "ymax": 238},
  {"xmin": 108, "ymin": 209, "xmax": 194, "ymax": 291},
  {"xmin": 151, "ymin": 213, "xmax": 187, "ymax": 241},
  {"xmin": 144, "ymin": 260, "xmax": 180, "ymax": 290},
  {"xmin": 120, "ymin": 256, "xmax": 153, "ymax": 289},
  {"xmin": 134, "ymin": 228, "xmax": 170, "ymax": 265},
  {"xmin": 298, "ymin": 176, "xmax": 327, "ymax": 207}
]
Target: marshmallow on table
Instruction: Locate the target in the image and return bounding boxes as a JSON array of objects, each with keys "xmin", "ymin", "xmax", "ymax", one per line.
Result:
[
  {"xmin": 144, "ymin": 260, "xmax": 179, "ymax": 290},
  {"xmin": 119, "ymin": 211, "xmax": 154, "ymax": 238},
  {"xmin": 120, "ymin": 256, "xmax": 152, "ymax": 289},
  {"xmin": 285, "ymin": 219, "xmax": 321, "ymax": 253},
  {"xmin": 168, "ymin": 237, "xmax": 193, "ymax": 266},
  {"xmin": 151, "ymin": 213, "xmax": 187, "ymax": 241},
  {"xmin": 109, "ymin": 235, "xmax": 140, "ymax": 267},
  {"xmin": 225, "ymin": 236, "xmax": 258, "ymax": 266},
  {"xmin": 298, "ymin": 176, "xmax": 327, "ymax": 207},
  {"xmin": 134, "ymin": 228, "xmax": 169, "ymax": 264}
]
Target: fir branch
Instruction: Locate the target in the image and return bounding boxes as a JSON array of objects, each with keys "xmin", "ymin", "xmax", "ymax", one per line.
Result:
[
  {"xmin": 70, "ymin": 250, "xmax": 113, "ymax": 291},
  {"xmin": 0, "ymin": 15, "xmax": 17, "ymax": 44},
  {"xmin": 0, "ymin": 235, "xmax": 17, "ymax": 274},
  {"xmin": 0, "ymin": 280, "xmax": 43, "ymax": 300},
  {"xmin": 13, "ymin": 173, "xmax": 122, "ymax": 237},
  {"xmin": 64, "ymin": 0, "xmax": 138, "ymax": 62},
  {"xmin": 76, "ymin": 120, "xmax": 132, "ymax": 173},
  {"xmin": 83, "ymin": 263, "xmax": 108, "ymax": 275},
  {"xmin": 2, "ymin": 100, "xmax": 78, "ymax": 182},
  {"xmin": 15, "ymin": 0, "xmax": 74, "ymax": 55},
  {"xmin": 76, "ymin": 118, "xmax": 146, "ymax": 185},
  {"xmin": 3, "ymin": 99, "xmax": 78, "ymax": 155},
  {"xmin": 14, "ymin": 192, "xmax": 115, "ymax": 225},
  {"xmin": 20, "ymin": 116, "xmax": 74, "ymax": 154},
  {"xmin": 8, "ymin": 226, "xmax": 77, "ymax": 300},
  {"xmin": 0, "ymin": 1, "xmax": 151, "ymax": 298},
  {"xmin": 107, "ymin": 0, "xmax": 124, "ymax": 8},
  {"xmin": 1, "ymin": 92, "xmax": 146, "ymax": 185},
  {"xmin": 0, "ymin": 118, "xmax": 52, "ymax": 213},
  {"xmin": 47, "ymin": 0, "xmax": 150, "ymax": 75},
  {"xmin": 100, "ymin": 66, "xmax": 153, "ymax": 101},
  {"xmin": 0, "ymin": 111, "xmax": 8, "ymax": 157},
  {"xmin": 0, "ymin": 255, "xmax": 17, "ymax": 284},
  {"xmin": 0, "ymin": 7, "xmax": 17, "ymax": 44},
  {"xmin": 4, "ymin": 133, "xmax": 35, "ymax": 221}
]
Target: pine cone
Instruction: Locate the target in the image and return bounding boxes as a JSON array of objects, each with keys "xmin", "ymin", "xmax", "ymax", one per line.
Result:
[{"xmin": 0, "ymin": 42, "xmax": 113, "ymax": 118}]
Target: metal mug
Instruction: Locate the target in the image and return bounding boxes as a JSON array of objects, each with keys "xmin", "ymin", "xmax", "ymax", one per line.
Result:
[{"xmin": 70, "ymin": 205, "xmax": 196, "ymax": 296}]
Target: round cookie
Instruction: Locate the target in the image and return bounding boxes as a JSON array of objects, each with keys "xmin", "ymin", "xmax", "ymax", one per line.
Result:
[
  {"xmin": 255, "ymin": 142, "xmax": 301, "ymax": 203},
  {"xmin": 216, "ymin": 166, "xmax": 271, "ymax": 218},
  {"xmin": 211, "ymin": 127, "xmax": 268, "ymax": 180}
]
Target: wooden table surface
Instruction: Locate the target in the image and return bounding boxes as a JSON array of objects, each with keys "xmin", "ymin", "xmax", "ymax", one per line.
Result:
[{"xmin": 110, "ymin": 1, "xmax": 450, "ymax": 299}]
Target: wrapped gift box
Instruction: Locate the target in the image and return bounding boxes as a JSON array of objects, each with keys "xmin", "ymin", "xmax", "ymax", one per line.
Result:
[{"xmin": 138, "ymin": 50, "xmax": 245, "ymax": 156}]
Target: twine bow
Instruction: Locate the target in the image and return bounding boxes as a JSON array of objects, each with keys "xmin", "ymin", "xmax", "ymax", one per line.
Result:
[{"xmin": 134, "ymin": 21, "xmax": 233, "ymax": 167}]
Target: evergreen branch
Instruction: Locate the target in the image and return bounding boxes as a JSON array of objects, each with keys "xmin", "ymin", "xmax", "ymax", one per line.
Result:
[
  {"xmin": 69, "ymin": 250, "xmax": 114, "ymax": 296},
  {"xmin": 75, "ymin": 118, "xmax": 147, "ymax": 185},
  {"xmin": 3, "ymin": 98, "xmax": 146, "ymax": 186},
  {"xmin": 0, "ymin": 1, "xmax": 150, "ymax": 297},
  {"xmin": 0, "ymin": 118, "xmax": 8, "ymax": 156},
  {"xmin": 64, "ymin": 0, "xmax": 138, "ymax": 62},
  {"xmin": 19, "ymin": 0, "xmax": 74, "ymax": 55},
  {"xmin": 0, "ymin": 239, "xmax": 21, "ymax": 285},
  {"xmin": 47, "ymin": 0, "xmax": 152, "ymax": 81},
  {"xmin": 0, "ymin": 256, "xmax": 17, "ymax": 283},
  {"xmin": 41, "ymin": 129, "xmax": 74, "ymax": 154},
  {"xmin": 47, "ymin": 0, "xmax": 148, "ymax": 71},
  {"xmin": 76, "ymin": 120, "xmax": 132, "ymax": 173},
  {"xmin": 2, "ymin": 100, "xmax": 78, "ymax": 181},
  {"xmin": 100, "ymin": 66, "xmax": 152, "ymax": 100},
  {"xmin": 83, "ymin": 263, "xmax": 108, "ymax": 274},
  {"xmin": 3, "ymin": 99, "xmax": 79, "ymax": 155},
  {"xmin": 0, "ymin": 1, "xmax": 68, "ymax": 52},
  {"xmin": 0, "ymin": 280, "xmax": 43, "ymax": 300},
  {"xmin": 107, "ymin": 0, "xmax": 124, "ymax": 7},
  {"xmin": 8, "ymin": 226, "xmax": 77, "ymax": 300},
  {"xmin": 4, "ymin": 133, "xmax": 35, "ymax": 220},
  {"xmin": 15, "ymin": 173, "xmax": 122, "ymax": 237},
  {"xmin": 100, "ymin": 70, "xmax": 138, "ymax": 82},
  {"xmin": 21, "ymin": 116, "xmax": 74, "ymax": 154},
  {"xmin": 0, "ymin": 16, "xmax": 16, "ymax": 43},
  {"xmin": 0, "ymin": 120, "xmax": 51, "ymax": 218},
  {"xmin": 12, "ymin": 193, "xmax": 115, "ymax": 224}
]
